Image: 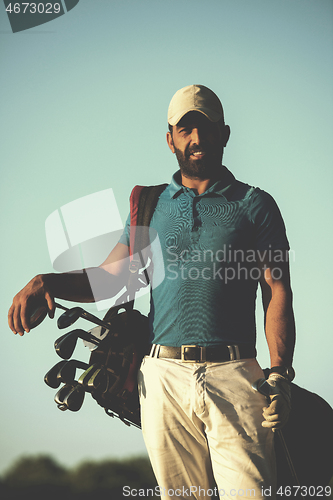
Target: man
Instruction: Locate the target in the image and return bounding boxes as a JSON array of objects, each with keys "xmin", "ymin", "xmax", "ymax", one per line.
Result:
[{"xmin": 9, "ymin": 85, "xmax": 295, "ymax": 500}]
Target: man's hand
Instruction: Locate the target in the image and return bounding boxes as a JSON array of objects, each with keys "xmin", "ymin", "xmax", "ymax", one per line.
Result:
[
  {"xmin": 262, "ymin": 372, "xmax": 291, "ymax": 431},
  {"xmin": 8, "ymin": 274, "xmax": 55, "ymax": 336}
]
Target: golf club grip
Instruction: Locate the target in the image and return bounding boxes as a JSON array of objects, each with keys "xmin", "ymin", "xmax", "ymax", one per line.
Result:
[{"xmin": 252, "ymin": 378, "xmax": 300, "ymax": 486}]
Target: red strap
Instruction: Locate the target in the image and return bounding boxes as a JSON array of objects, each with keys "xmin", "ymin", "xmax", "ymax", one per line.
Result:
[
  {"xmin": 121, "ymin": 351, "xmax": 140, "ymax": 393},
  {"xmin": 129, "ymin": 186, "xmax": 145, "ymax": 259}
]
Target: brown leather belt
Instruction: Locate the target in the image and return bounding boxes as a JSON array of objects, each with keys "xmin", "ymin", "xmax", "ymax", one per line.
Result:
[{"xmin": 148, "ymin": 344, "xmax": 256, "ymax": 363}]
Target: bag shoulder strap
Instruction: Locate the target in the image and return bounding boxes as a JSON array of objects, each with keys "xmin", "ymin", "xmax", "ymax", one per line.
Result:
[
  {"xmin": 108, "ymin": 184, "xmax": 167, "ymax": 312},
  {"xmin": 129, "ymin": 184, "xmax": 168, "ymax": 258},
  {"xmin": 119, "ymin": 183, "xmax": 167, "ymax": 307}
]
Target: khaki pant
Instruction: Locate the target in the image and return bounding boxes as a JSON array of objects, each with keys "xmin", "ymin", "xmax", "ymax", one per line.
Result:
[{"xmin": 138, "ymin": 356, "xmax": 276, "ymax": 500}]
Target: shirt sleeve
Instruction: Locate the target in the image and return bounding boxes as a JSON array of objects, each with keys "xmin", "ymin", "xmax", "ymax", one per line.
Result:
[
  {"xmin": 250, "ymin": 189, "xmax": 290, "ymax": 251},
  {"xmin": 118, "ymin": 212, "xmax": 131, "ymax": 247}
]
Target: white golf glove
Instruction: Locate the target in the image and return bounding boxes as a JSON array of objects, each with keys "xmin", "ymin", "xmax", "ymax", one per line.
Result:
[{"xmin": 262, "ymin": 373, "xmax": 291, "ymax": 431}]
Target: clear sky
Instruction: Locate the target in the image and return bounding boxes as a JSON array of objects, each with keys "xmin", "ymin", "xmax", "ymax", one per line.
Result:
[{"xmin": 1, "ymin": 0, "xmax": 332, "ymax": 475}]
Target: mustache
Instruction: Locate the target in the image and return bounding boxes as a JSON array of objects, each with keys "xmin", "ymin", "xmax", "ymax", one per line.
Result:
[{"xmin": 185, "ymin": 145, "xmax": 208, "ymax": 157}]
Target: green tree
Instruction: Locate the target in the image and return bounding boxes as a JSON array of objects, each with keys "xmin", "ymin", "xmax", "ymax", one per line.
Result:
[
  {"xmin": 1, "ymin": 455, "xmax": 159, "ymax": 500},
  {"xmin": 68, "ymin": 456, "xmax": 158, "ymax": 499},
  {"xmin": 2, "ymin": 455, "xmax": 70, "ymax": 500}
]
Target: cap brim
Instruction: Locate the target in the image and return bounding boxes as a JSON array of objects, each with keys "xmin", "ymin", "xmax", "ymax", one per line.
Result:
[{"xmin": 168, "ymin": 107, "xmax": 222, "ymax": 126}]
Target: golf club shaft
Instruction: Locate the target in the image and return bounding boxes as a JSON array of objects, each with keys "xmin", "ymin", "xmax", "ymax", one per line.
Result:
[
  {"xmin": 276, "ymin": 429, "xmax": 300, "ymax": 486},
  {"xmin": 79, "ymin": 310, "xmax": 111, "ymax": 329},
  {"xmin": 54, "ymin": 302, "xmax": 110, "ymax": 330},
  {"xmin": 54, "ymin": 302, "xmax": 68, "ymax": 311},
  {"xmin": 253, "ymin": 379, "xmax": 300, "ymax": 486}
]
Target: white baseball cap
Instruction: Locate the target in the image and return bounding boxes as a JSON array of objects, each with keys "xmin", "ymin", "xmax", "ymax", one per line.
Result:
[{"xmin": 167, "ymin": 85, "xmax": 224, "ymax": 126}]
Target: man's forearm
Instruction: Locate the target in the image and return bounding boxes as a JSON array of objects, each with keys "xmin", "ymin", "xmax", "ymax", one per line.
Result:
[
  {"xmin": 9, "ymin": 241, "xmax": 131, "ymax": 334},
  {"xmin": 264, "ymin": 287, "xmax": 296, "ymax": 367},
  {"xmin": 43, "ymin": 267, "xmax": 125, "ymax": 303}
]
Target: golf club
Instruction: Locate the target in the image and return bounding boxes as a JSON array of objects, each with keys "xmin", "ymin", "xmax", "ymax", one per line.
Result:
[
  {"xmin": 56, "ymin": 303, "xmax": 111, "ymax": 330},
  {"xmin": 44, "ymin": 360, "xmax": 68, "ymax": 389},
  {"xmin": 85, "ymin": 367, "xmax": 106, "ymax": 392},
  {"xmin": 54, "ymin": 383, "xmax": 75, "ymax": 411},
  {"xmin": 27, "ymin": 301, "xmax": 68, "ymax": 330},
  {"xmin": 54, "ymin": 331, "xmax": 74, "ymax": 349},
  {"xmin": 54, "ymin": 382, "xmax": 85, "ymax": 412},
  {"xmin": 56, "ymin": 359, "xmax": 89, "ymax": 385},
  {"xmin": 28, "ymin": 304, "xmax": 48, "ymax": 329},
  {"xmin": 78, "ymin": 363, "xmax": 108, "ymax": 392},
  {"xmin": 55, "ymin": 329, "xmax": 100, "ymax": 360},
  {"xmin": 252, "ymin": 378, "xmax": 300, "ymax": 486},
  {"xmin": 28, "ymin": 300, "xmax": 112, "ymax": 333},
  {"xmin": 62, "ymin": 384, "xmax": 85, "ymax": 412}
]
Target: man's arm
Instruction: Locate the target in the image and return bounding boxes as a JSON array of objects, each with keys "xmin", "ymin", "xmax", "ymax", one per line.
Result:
[
  {"xmin": 259, "ymin": 255, "xmax": 296, "ymax": 368},
  {"xmin": 259, "ymin": 253, "xmax": 296, "ymax": 430},
  {"xmin": 8, "ymin": 242, "xmax": 130, "ymax": 336}
]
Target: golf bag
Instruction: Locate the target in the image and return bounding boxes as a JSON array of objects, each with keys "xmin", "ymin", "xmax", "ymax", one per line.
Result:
[
  {"xmin": 274, "ymin": 380, "xmax": 333, "ymax": 490},
  {"xmin": 45, "ymin": 183, "xmax": 167, "ymax": 427},
  {"xmin": 87, "ymin": 302, "xmax": 149, "ymax": 428},
  {"xmin": 85, "ymin": 184, "xmax": 168, "ymax": 426}
]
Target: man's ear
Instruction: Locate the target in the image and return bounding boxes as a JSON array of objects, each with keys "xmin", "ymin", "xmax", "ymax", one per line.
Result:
[
  {"xmin": 223, "ymin": 125, "xmax": 231, "ymax": 147},
  {"xmin": 166, "ymin": 131, "xmax": 175, "ymax": 153}
]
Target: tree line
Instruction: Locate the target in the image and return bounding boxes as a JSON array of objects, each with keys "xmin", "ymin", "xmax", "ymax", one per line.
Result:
[
  {"xmin": 1, "ymin": 455, "xmax": 332, "ymax": 499},
  {"xmin": 0, "ymin": 455, "xmax": 160, "ymax": 500}
]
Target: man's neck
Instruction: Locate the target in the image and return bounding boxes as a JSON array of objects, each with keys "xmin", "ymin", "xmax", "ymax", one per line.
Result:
[{"xmin": 180, "ymin": 166, "xmax": 225, "ymax": 195}]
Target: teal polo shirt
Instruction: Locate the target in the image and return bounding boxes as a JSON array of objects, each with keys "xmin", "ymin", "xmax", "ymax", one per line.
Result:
[{"xmin": 119, "ymin": 167, "xmax": 289, "ymax": 347}]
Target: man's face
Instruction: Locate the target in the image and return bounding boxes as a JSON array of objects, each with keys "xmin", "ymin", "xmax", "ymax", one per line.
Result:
[{"xmin": 166, "ymin": 111, "xmax": 230, "ymax": 180}]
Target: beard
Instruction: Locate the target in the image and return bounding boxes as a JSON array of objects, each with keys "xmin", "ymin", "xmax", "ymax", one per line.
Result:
[{"xmin": 173, "ymin": 143, "xmax": 223, "ymax": 180}]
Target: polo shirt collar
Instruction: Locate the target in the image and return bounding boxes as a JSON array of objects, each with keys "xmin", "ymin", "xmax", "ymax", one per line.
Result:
[{"xmin": 168, "ymin": 166, "xmax": 236, "ymax": 198}]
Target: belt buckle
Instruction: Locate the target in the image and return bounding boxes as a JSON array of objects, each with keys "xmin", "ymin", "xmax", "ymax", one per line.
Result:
[
  {"xmin": 181, "ymin": 345, "xmax": 206, "ymax": 363},
  {"xmin": 227, "ymin": 344, "xmax": 241, "ymax": 361}
]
